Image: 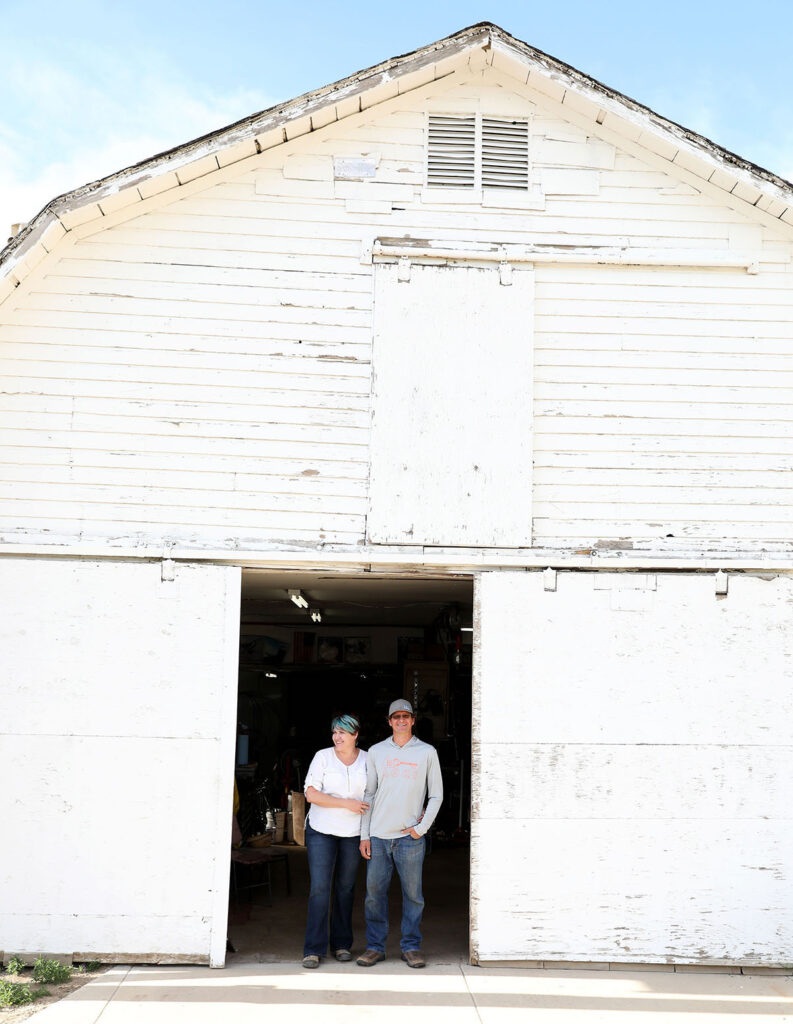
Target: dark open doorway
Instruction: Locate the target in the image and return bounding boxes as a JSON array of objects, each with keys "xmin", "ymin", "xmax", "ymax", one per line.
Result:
[{"xmin": 228, "ymin": 570, "xmax": 474, "ymax": 963}]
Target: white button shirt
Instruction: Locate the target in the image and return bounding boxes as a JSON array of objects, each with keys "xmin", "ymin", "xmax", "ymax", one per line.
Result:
[{"xmin": 304, "ymin": 746, "xmax": 368, "ymax": 837}]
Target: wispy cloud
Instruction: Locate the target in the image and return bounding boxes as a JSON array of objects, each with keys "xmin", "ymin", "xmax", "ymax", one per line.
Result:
[{"xmin": 0, "ymin": 48, "xmax": 272, "ymax": 239}]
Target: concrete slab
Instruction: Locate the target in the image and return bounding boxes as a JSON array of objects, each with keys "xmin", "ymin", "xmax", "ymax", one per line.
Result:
[
  {"xmin": 28, "ymin": 961, "xmax": 793, "ymax": 1024},
  {"xmin": 461, "ymin": 965, "xmax": 793, "ymax": 1022},
  {"xmin": 32, "ymin": 963, "xmax": 478, "ymax": 1024}
]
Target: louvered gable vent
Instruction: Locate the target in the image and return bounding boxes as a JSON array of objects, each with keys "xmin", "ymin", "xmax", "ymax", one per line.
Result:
[
  {"xmin": 482, "ymin": 117, "xmax": 529, "ymax": 190},
  {"xmin": 427, "ymin": 115, "xmax": 476, "ymax": 188}
]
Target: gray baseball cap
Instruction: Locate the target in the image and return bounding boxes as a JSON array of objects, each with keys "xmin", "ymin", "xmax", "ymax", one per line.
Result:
[{"xmin": 388, "ymin": 698, "xmax": 414, "ymax": 717}]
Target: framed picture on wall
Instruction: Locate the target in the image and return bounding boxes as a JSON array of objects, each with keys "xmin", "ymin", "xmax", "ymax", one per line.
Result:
[
  {"xmin": 344, "ymin": 636, "xmax": 371, "ymax": 664},
  {"xmin": 317, "ymin": 636, "xmax": 344, "ymax": 665},
  {"xmin": 239, "ymin": 634, "xmax": 288, "ymax": 665}
]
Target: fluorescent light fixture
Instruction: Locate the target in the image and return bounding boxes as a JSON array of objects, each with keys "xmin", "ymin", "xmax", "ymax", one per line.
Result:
[
  {"xmin": 310, "ymin": 609, "xmax": 322, "ymax": 623},
  {"xmin": 265, "ymin": 672, "xmax": 278, "ymax": 679},
  {"xmin": 461, "ymin": 627, "xmax": 474, "ymax": 632},
  {"xmin": 288, "ymin": 589, "xmax": 308, "ymax": 609}
]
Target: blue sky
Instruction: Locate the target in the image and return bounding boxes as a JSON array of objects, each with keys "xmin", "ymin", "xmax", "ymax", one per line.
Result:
[{"xmin": 2, "ymin": 0, "xmax": 792, "ymax": 236}]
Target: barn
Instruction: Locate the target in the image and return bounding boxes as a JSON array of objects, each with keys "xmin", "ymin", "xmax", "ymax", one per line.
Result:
[{"xmin": 2, "ymin": 22, "xmax": 792, "ymax": 971}]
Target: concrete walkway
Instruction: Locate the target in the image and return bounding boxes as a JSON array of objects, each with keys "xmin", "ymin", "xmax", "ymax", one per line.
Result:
[{"xmin": 30, "ymin": 962, "xmax": 793, "ymax": 1023}]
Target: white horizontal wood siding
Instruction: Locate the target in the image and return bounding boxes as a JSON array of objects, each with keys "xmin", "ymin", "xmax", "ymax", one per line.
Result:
[
  {"xmin": 0, "ymin": 558, "xmax": 240, "ymax": 965},
  {"xmin": 472, "ymin": 569, "xmax": 793, "ymax": 965},
  {"xmin": 533, "ymin": 261, "xmax": 793, "ymax": 549},
  {"xmin": 1, "ymin": 67, "xmax": 791, "ymax": 552}
]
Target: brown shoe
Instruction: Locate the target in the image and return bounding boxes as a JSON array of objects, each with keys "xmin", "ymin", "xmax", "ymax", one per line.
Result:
[
  {"xmin": 356, "ymin": 949, "xmax": 386, "ymax": 967},
  {"xmin": 401, "ymin": 950, "xmax": 425, "ymax": 968}
]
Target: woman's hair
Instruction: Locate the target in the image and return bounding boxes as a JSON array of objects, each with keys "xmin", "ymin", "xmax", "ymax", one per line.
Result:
[{"xmin": 331, "ymin": 713, "xmax": 360, "ymax": 735}]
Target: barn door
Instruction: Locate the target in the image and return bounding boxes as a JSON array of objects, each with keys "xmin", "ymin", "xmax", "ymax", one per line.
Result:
[
  {"xmin": 472, "ymin": 569, "xmax": 793, "ymax": 966},
  {"xmin": 368, "ymin": 261, "xmax": 534, "ymax": 547},
  {"xmin": 0, "ymin": 558, "xmax": 241, "ymax": 967}
]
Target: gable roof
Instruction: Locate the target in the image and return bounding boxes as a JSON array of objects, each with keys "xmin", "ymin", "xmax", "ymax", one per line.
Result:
[{"xmin": 3, "ymin": 21, "xmax": 793, "ymax": 299}]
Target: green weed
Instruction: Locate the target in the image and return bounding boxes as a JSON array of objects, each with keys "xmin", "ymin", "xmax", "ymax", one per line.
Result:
[
  {"xmin": 0, "ymin": 981, "xmax": 35, "ymax": 1007},
  {"xmin": 4, "ymin": 956, "xmax": 26, "ymax": 975},
  {"xmin": 76, "ymin": 960, "xmax": 101, "ymax": 973},
  {"xmin": 32, "ymin": 958, "xmax": 72, "ymax": 984}
]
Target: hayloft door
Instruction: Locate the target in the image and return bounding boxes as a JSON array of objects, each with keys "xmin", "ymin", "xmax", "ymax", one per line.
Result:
[{"xmin": 368, "ymin": 260, "xmax": 534, "ymax": 547}]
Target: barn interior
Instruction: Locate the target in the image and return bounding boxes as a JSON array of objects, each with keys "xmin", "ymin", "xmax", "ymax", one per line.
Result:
[{"xmin": 228, "ymin": 570, "xmax": 474, "ymax": 962}]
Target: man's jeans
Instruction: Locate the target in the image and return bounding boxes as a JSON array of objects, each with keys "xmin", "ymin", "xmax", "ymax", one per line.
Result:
[
  {"xmin": 303, "ymin": 820, "xmax": 362, "ymax": 956},
  {"xmin": 364, "ymin": 834, "xmax": 426, "ymax": 952}
]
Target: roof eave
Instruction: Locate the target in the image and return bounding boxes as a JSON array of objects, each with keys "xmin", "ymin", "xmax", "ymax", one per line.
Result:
[
  {"xmin": 3, "ymin": 20, "xmax": 793, "ymax": 292},
  {"xmin": 0, "ymin": 22, "xmax": 491, "ymax": 274},
  {"xmin": 489, "ymin": 26, "xmax": 793, "ymax": 198}
]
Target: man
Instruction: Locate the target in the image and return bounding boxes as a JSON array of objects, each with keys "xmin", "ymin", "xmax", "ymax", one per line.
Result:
[{"xmin": 357, "ymin": 698, "xmax": 443, "ymax": 968}]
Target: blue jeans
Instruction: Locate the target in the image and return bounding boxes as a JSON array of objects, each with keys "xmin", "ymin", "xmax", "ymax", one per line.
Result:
[
  {"xmin": 303, "ymin": 820, "xmax": 362, "ymax": 957},
  {"xmin": 364, "ymin": 835, "xmax": 426, "ymax": 953}
]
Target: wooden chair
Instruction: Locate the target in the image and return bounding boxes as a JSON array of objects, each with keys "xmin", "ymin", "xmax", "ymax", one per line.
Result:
[{"xmin": 230, "ymin": 817, "xmax": 291, "ymax": 906}]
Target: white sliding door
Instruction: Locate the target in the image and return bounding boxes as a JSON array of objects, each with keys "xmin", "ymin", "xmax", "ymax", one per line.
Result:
[
  {"xmin": 472, "ymin": 569, "xmax": 793, "ymax": 966},
  {"xmin": 0, "ymin": 558, "xmax": 240, "ymax": 966}
]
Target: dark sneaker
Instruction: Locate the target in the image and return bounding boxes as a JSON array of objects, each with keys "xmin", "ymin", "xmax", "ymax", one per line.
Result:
[
  {"xmin": 356, "ymin": 949, "xmax": 386, "ymax": 967},
  {"xmin": 334, "ymin": 949, "xmax": 352, "ymax": 962},
  {"xmin": 401, "ymin": 950, "xmax": 426, "ymax": 968},
  {"xmin": 302, "ymin": 955, "xmax": 320, "ymax": 969}
]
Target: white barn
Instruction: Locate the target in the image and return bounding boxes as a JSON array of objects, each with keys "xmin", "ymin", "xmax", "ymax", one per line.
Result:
[{"xmin": 2, "ymin": 22, "xmax": 792, "ymax": 970}]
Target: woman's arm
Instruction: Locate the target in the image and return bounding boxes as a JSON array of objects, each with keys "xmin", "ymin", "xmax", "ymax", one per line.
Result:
[{"xmin": 305, "ymin": 786, "xmax": 369, "ymax": 814}]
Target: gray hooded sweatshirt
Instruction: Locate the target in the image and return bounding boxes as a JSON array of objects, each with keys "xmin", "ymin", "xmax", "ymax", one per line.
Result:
[{"xmin": 360, "ymin": 735, "xmax": 443, "ymax": 840}]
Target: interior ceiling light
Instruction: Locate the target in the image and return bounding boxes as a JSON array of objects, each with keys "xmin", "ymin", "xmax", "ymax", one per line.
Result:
[
  {"xmin": 310, "ymin": 608, "xmax": 323, "ymax": 623},
  {"xmin": 461, "ymin": 627, "xmax": 474, "ymax": 632},
  {"xmin": 288, "ymin": 589, "xmax": 308, "ymax": 609}
]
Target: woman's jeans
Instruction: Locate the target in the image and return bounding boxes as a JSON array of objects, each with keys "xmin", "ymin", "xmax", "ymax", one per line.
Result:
[
  {"xmin": 364, "ymin": 834, "xmax": 426, "ymax": 952},
  {"xmin": 303, "ymin": 820, "xmax": 362, "ymax": 956}
]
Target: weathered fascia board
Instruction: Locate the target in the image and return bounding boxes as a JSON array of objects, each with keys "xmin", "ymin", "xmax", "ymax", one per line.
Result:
[
  {"xmin": 5, "ymin": 21, "xmax": 793, "ymax": 289},
  {"xmin": 0, "ymin": 274, "xmax": 16, "ymax": 304},
  {"xmin": 274, "ymin": 60, "xmax": 463, "ymax": 148},
  {"xmin": 57, "ymin": 202, "xmax": 104, "ymax": 231},
  {"xmin": 0, "ymin": 57, "xmax": 469, "ymax": 298},
  {"xmin": 0, "ymin": 229, "xmax": 80, "ymax": 312},
  {"xmin": 12, "ymin": 243, "xmax": 48, "ymax": 278},
  {"xmin": 40, "ymin": 220, "xmax": 67, "ymax": 252},
  {"xmin": 489, "ymin": 33, "xmax": 793, "ymax": 226},
  {"xmin": 3, "ymin": 545, "xmax": 793, "ymax": 573},
  {"xmin": 54, "ymin": 154, "xmax": 299, "ymax": 248},
  {"xmin": 0, "ymin": 47, "xmax": 471, "ymax": 284},
  {"xmin": 481, "ymin": 63, "xmax": 793, "ymax": 243},
  {"xmin": 41, "ymin": 70, "xmax": 469, "ymax": 251},
  {"xmin": 97, "ymin": 187, "xmax": 145, "ymax": 217}
]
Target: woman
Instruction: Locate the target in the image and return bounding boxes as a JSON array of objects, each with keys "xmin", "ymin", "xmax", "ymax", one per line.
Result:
[{"xmin": 301, "ymin": 713, "xmax": 368, "ymax": 968}]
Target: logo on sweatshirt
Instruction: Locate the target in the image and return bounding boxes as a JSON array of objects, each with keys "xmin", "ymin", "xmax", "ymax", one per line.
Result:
[{"xmin": 383, "ymin": 757, "xmax": 419, "ymax": 780}]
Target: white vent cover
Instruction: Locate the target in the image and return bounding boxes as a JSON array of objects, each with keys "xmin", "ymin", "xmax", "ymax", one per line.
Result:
[
  {"xmin": 482, "ymin": 117, "xmax": 529, "ymax": 190},
  {"xmin": 427, "ymin": 115, "xmax": 475, "ymax": 188},
  {"xmin": 427, "ymin": 115, "xmax": 530, "ymax": 191}
]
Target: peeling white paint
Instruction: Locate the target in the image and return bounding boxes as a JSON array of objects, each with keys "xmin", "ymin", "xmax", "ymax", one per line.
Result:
[
  {"xmin": 0, "ymin": 558, "xmax": 240, "ymax": 964},
  {"xmin": 471, "ymin": 569, "xmax": 793, "ymax": 965}
]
